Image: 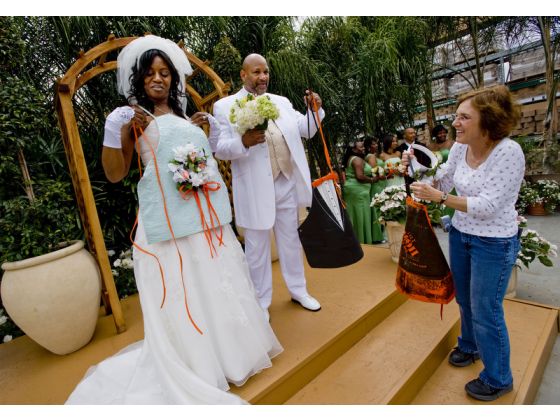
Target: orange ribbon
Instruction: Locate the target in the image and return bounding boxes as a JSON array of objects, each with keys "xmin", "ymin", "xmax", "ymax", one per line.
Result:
[
  {"xmin": 178, "ymin": 182, "xmax": 225, "ymax": 258},
  {"xmin": 128, "ymin": 123, "xmax": 206, "ymax": 335},
  {"xmin": 307, "ymin": 92, "xmax": 345, "ymax": 207}
]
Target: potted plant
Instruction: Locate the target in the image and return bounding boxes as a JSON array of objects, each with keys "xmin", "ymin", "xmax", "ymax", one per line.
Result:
[
  {"xmin": 371, "ymin": 184, "xmax": 443, "ymax": 262},
  {"xmin": 534, "ymin": 179, "xmax": 560, "ymax": 213},
  {"xmin": 0, "ymin": 179, "xmax": 102, "ymax": 355},
  {"xmin": 516, "ymin": 179, "xmax": 560, "ymax": 215},
  {"xmin": 506, "ymin": 216, "xmax": 557, "ymax": 298}
]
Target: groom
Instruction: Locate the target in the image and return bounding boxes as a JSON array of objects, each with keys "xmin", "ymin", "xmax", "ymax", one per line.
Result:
[{"xmin": 212, "ymin": 54, "xmax": 324, "ymax": 319}]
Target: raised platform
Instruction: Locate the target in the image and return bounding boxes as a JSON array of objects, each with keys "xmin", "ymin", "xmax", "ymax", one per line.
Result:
[{"xmin": 0, "ymin": 245, "xmax": 557, "ymax": 404}]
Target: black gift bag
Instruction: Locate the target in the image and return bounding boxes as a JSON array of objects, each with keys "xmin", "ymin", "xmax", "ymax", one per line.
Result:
[
  {"xmin": 298, "ymin": 186, "xmax": 363, "ymax": 268},
  {"xmin": 297, "ymin": 91, "xmax": 363, "ymax": 268}
]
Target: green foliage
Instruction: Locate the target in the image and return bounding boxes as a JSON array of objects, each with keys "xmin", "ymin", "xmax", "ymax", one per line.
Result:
[
  {"xmin": 514, "ymin": 136, "xmax": 539, "ymax": 155},
  {"xmin": 0, "ymin": 179, "xmax": 83, "ymax": 264},
  {"xmin": 355, "ymin": 17, "xmax": 429, "ymax": 135},
  {"xmin": 0, "ymin": 17, "xmax": 26, "ymax": 75},
  {"xmin": 212, "ymin": 37, "xmax": 242, "ymax": 91},
  {"xmin": 0, "ymin": 74, "xmax": 49, "ymax": 147}
]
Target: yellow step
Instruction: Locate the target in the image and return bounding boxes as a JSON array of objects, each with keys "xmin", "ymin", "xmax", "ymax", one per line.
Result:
[
  {"xmin": 231, "ymin": 245, "xmax": 406, "ymax": 403},
  {"xmin": 411, "ymin": 299, "xmax": 559, "ymax": 405},
  {"xmin": 286, "ymin": 299, "xmax": 460, "ymax": 404}
]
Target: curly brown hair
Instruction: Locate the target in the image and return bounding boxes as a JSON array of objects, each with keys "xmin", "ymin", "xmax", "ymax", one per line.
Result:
[{"xmin": 457, "ymin": 85, "xmax": 521, "ymax": 141}]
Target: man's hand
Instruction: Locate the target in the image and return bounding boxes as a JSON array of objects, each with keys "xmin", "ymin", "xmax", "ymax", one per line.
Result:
[
  {"xmin": 304, "ymin": 90, "xmax": 322, "ymax": 110},
  {"xmin": 242, "ymin": 129, "xmax": 266, "ymax": 148}
]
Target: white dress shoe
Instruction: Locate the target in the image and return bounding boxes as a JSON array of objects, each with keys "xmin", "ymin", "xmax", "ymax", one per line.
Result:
[{"xmin": 291, "ymin": 295, "xmax": 321, "ymax": 311}]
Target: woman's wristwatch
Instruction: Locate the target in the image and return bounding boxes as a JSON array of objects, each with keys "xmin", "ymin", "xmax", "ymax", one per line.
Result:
[{"xmin": 439, "ymin": 192, "xmax": 448, "ymax": 204}]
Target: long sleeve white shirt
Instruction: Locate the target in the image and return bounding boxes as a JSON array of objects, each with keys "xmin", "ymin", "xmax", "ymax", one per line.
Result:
[{"xmin": 435, "ymin": 139, "xmax": 525, "ymax": 238}]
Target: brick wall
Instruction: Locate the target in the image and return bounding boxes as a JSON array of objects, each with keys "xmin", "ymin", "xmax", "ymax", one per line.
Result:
[{"xmin": 415, "ymin": 82, "xmax": 559, "ymax": 142}]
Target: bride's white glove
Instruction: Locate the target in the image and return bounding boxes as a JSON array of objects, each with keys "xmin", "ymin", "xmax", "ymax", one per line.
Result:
[{"xmin": 191, "ymin": 112, "xmax": 221, "ymax": 153}]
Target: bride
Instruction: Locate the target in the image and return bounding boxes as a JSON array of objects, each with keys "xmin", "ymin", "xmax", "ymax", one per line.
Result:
[{"xmin": 66, "ymin": 35, "xmax": 282, "ymax": 405}]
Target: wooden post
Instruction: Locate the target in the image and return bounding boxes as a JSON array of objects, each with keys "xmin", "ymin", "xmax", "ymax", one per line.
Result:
[{"xmin": 55, "ymin": 87, "xmax": 126, "ymax": 333}]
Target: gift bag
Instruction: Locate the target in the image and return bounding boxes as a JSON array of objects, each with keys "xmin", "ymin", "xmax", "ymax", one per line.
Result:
[
  {"xmin": 297, "ymin": 91, "xmax": 363, "ymax": 268},
  {"xmin": 298, "ymin": 181, "xmax": 363, "ymax": 268},
  {"xmin": 395, "ymin": 196, "xmax": 454, "ymax": 304}
]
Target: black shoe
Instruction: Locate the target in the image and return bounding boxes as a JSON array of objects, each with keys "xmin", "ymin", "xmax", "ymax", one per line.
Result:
[
  {"xmin": 448, "ymin": 347, "xmax": 480, "ymax": 367},
  {"xmin": 465, "ymin": 378, "xmax": 513, "ymax": 401}
]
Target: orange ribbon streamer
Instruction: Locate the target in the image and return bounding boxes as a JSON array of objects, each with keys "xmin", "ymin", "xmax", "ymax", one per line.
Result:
[
  {"xmin": 128, "ymin": 122, "xmax": 218, "ymax": 335},
  {"xmin": 307, "ymin": 92, "xmax": 344, "ymax": 206},
  {"xmin": 178, "ymin": 182, "xmax": 225, "ymax": 258}
]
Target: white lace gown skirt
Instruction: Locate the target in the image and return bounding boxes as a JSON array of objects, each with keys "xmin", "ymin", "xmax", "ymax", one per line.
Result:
[{"xmin": 66, "ymin": 220, "xmax": 283, "ymax": 404}]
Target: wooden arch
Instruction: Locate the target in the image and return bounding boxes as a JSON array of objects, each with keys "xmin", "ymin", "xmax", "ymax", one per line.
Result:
[{"xmin": 54, "ymin": 34, "xmax": 231, "ymax": 333}]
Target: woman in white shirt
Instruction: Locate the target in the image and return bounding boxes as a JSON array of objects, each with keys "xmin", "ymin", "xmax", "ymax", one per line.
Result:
[{"xmin": 405, "ymin": 85, "xmax": 523, "ymax": 401}]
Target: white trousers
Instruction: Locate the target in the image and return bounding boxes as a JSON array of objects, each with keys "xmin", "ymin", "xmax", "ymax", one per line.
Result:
[{"xmin": 243, "ymin": 173, "xmax": 308, "ymax": 309}]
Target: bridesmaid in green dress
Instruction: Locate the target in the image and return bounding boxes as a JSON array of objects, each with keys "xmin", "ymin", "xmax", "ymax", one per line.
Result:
[
  {"xmin": 379, "ymin": 133, "xmax": 404, "ymax": 187},
  {"xmin": 342, "ymin": 140, "xmax": 376, "ymax": 244},
  {"xmin": 429, "ymin": 124, "xmax": 454, "ymax": 163},
  {"xmin": 364, "ymin": 136, "xmax": 386, "ymax": 243}
]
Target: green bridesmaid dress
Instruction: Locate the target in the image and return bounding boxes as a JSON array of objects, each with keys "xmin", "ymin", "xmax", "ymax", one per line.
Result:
[
  {"xmin": 343, "ymin": 156, "xmax": 373, "ymax": 244},
  {"xmin": 367, "ymin": 155, "xmax": 386, "ymax": 243}
]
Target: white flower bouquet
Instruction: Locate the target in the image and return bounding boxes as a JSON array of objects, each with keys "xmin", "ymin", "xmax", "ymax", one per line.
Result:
[
  {"xmin": 371, "ymin": 185, "xmax": 408, "ymax": 224},
  {"xmin": 168, "ymin": 143, "xmax": 216, "ymax": 190},
  {"xmin": 371, "ymin": 184, "xmax": 444, "ymax": 225},
  {"xmin": 229, "ymin": 94, "xmax": 280, "ymax": 135}
]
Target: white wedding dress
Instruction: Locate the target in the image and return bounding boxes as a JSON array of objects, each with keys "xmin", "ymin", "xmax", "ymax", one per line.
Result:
[{"xmin": 66, "ymin": 114, "xmax": 283, "ymax": 405}]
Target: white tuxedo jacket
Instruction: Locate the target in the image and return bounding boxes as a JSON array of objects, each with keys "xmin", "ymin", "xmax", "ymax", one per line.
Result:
[{"xmin": 212, "ymin": 88, "xmax": 325, "ymax": 230}]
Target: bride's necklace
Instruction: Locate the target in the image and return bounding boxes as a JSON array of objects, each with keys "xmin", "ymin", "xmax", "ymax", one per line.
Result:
[{"xmin": 154, "ymin": 104, "xmax": 172, "ymax": 116}]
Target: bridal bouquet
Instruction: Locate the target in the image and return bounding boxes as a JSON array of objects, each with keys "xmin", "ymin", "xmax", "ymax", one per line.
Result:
[
  {"xmin": 229, "ymin": 94, "xmax": 280, "ymax": 135},
  {"xmin": 385, "ymin": 160, "xmax": 406, "ymax": 177},
  {"xmin": 168, "ymin": 143, "xmax": 215, "ymax": 191}
]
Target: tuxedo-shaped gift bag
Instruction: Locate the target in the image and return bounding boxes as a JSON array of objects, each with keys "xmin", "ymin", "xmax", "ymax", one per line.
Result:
[
  {"xmin": 297, "ymin": 93, "xmax": 363, "ymax": 268},
  {"xmin": 298, "ymin": 180, "xmax": 363, "ymax": 268}
]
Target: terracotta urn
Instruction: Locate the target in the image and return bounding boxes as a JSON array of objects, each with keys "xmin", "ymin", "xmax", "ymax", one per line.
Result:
[{"xmin": 0, "ymin": 240, "xmax": 101, "ymax": 355}]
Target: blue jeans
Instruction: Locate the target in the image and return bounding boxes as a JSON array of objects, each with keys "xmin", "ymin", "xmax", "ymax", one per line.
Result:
[{"xmin": 449, "ymin": 226, "xmax": 520, "ymax": 389}]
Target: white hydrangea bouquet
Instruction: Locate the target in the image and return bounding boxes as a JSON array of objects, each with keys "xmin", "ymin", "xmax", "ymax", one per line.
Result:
[
  {"xmin": 371, "ymin": 184, "xmax": 444, "ymax": 225},
  {"xmin": 168, "ymin": 143, "xmax": 216, "ymax": 191},
  {"xmin": 229, "ymin": 94, "xmax": 280, "ymax": 135},
  {"xmin": 371, "ymin": 185, "xmax": 408, "ymax": 224}
]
